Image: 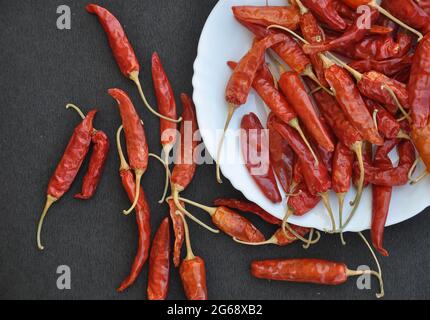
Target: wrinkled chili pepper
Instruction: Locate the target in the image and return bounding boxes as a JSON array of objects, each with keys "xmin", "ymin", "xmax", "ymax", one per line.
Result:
[
  {"xmin": 65, "ymin": 104, "xmax": 109, "ymax": 200},
  {"xmin": 115, "ymin": 125, "xmax": 151, "ymax": 292},
  {"xmin": 87, "ymin": 4, "xmax": 180, "ymax": 123},
  {"xmin": 147, "ymin": 217, "xmax": 170, "ymax": 300},
  {"xmin": 109, "ymin": 88, "xmax": 148, "ymax": 215},
  {"xmin": 412, "ymin": 123, "xmax": 430, "ymax": 172},
  {"xmin": 232, "ymin": 6, "xmax": 300, "ymax": 30},
  {"xmin": 213, "ymin": 198, "xmax": 282, "ymax": 226},
  {"xmin": 217, "ymin": 33, "xmax": 287, "ymax": 183},
  {"xmin": 235, "ymin": 225, "xmax": 310, "ymax": 247},
  {"xmin": 178, "ymin": 213, "xmax": 208, "ymax": 300},
  {"xmin": 152, "ymin": 52, "xmax": 179, "ymax": 203},
  {"xmin": 288, "ymin": 181, "xmax": 321, "ymax": 216},
  {"xmin": 168, "ymin": 199, "xmax": 184, "ymax": 268},
  {"xmin": 364, "ymin": 99, "xmax": 404, "ymax": 139},
  {"xmin": 350, "ymin": 35, "xmax": 401, "ymax": 61},
  {"xmin": 348, "ymin": 54, "xmax": 413, "ymax": 77},
  {"xmin": 333, "ymin": 0, "xmax": 358, "ymax": 20},
  {"xmin": 301, "ymin": 0, "xmax": 347, "ymax": 31},
  {"xmin": 381, "ymin": 0, "xmax": 430, "ymax": 34},
  {"xmin": 36, "ymin": 109, "xmax": 97, "ymax": 250},
  {"xmin": 409, "ymin": 33, "xmax": 430, "ymax": 129},
  {"xmin": 241, "ymin": 113, "xmax": 282, "ymax": 203},
  {"xmin": 416, "ymin": 0, "xmax": 430, "ymax": 15}
]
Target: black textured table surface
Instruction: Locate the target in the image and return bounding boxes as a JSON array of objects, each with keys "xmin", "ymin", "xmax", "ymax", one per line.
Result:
[{"xmin": 0, "ymin": 0, "xmax": 429, "ymax": 300}]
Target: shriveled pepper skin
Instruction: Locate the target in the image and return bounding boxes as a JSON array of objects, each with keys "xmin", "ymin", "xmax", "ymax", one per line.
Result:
[
  {"xmin": 325, "ymin": 65, "xmax": 383, "ymax": 145},
  {"xmin": 147, "ymin": 218, "xmax": 170, "ymax": 300},
  {"xmin": 109, "ymin": 88, "xmax": 148, "ymax": 172},
  {"xmin": 251, "ymin": 259, "xmax": 348, "ymax": 285},
  {"xmin": 47, "ymin": 110, "xmax": 97, "ymax": 199},
  {"xmin": 349, "ymin": 54, "xmax": 413, "ymax": 77},
  {"xmin": 274, "ymin": 226, "xmax": 310, "ymax": 246},
  {"xmin": 232, "ymin": 6, "xmax": 300, "ymax": 30},
  {"xmin": 241, "ymin": 113, "xmax": 282, "ymax": 203},
  {"xmin": 381, "ymin": 0, "xmax": 430, "ymax": 34},
  {"xmin": 86, "ymin": 4, "xmax": 139, "ymax": 77},
  {"xmin": 75, "ymin": 130, "xmax": 110, "ymax": 200},
  {"xmin": 168, "ymin": 199, "xmax": 185, "ymax": 268},
  {"xmin": 351, "ymin": 36, "xmax": 401, "ymax": 61},
  {"xmin": 212, "ymin": 206, "xmax": 265, "ymax": 243},
  {"xmin": 365, "ymin": 100, "xmax": 400, "ymax": 139},
  {"xmin": 409, "ymin": 33, "xmax": 430, "ymax": 129},
  {"xmin": 332, "ymin": 142, "xmax": 354, "ymax": 194},
  {"xmin": 117, "ymin": 169, "xmax": 151, "ymax": 292},
  {"xmin": 225, "ymin": 33, "xmax": 287, "ymax": 106},
  {"xmin": 301, "ymin": 0, "xmax": 347, "ymax": 31},
  {"xmin": 412, "ymin": 124, "xmax": 430, "ymax": 171},
  {"xmin": 288, "ymin": 181, "xmax": 321, "ymax": 216},
  {"xmin": 180, "ymin": 257, "xmax": 208, "ymax": 300}
]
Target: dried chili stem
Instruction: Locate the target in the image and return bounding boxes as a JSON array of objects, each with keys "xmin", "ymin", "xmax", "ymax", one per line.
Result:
[
  {"xmin": 158, "ymin": 145, "xmax": 173, "ymax": 204},
  {"xmin": 320, "ymin": 192, "xmax": 336, "ymax": 231},
  {"xmin": 282, "ymin": 208, "xmax": 321, "ymax": 246},
  {"xmin": 36, "ymin": 195, "xmax": 57, "ymax": 250},
  {"xmin": 177, "ymin": 210, "xmax": 195, "ymax": 261},
  {"xmin": 336, "ymin": 193, "xmax": 347, "ymax": 245},
  {"xmin": 216, "ymin": 103, "xmax": 237, "ymax": 183}
]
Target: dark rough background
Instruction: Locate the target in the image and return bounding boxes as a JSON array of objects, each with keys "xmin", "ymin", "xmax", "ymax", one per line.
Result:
[{"xmin": 0, "ymin": 0, "xmax": 429, "ymax": 300}]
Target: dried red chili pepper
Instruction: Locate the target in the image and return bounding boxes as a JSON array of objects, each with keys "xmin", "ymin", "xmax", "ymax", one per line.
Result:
[
  {"xmin": 147, "ymin": 217, "xmax": 170, "ymax": 300},
  {"xmin": 333, "ymin": 0, "xmax": 358, "ymax": 20},
  {"xmin": 232, "ymin": 6, "xmax": 300, "ymax": 30},
  {"xmin": 217, "ymin": 34, "xmax": 287, "ymax": 183},
  {"xmin": 240, "ymin": 113, "xmax": 282, "ymax": 203},
  {"xmin": 213, "ymin": 198, "xmax": 282, "ymax": 226},
  {"xmin": 36, "ymin": 109, "xmax": 96, "ymax": 250},
  {"xmin": 234, "ymin": 225, "xmax": 311, "ymax": 247},
  {"xmin": 109, "ymin": 88, "xmax": 148, "ymax": 215},
  {"xmin": 411, "ymin": 123, "xmax": 430, "ymax": 183},
  {"xmin": 87, "ymin": 4, "xmax": 180, "ymax": 123},
  {"xmin": 408, "ymin": 33, "xmax": 430, "ymax": 129},
  {"xmin": 177, "ymin": 213, "xmax": 208, "ymax": 300},
  {"xmin": 301, "ymin": 0, "xmax": 347, "ymax": 31},
  {"xmin": 66, "ymin": 104, "xmax": 109, "ymax": 200},
  {"xmin": 167, "ymin": 199, "xmax": 184, "ymax": 268},
  {"xmin": 151, "ymin": 52, "xmax": 179, "ymax": 203},
  {"xmin": 351, "ymin": 35, "xmax": 401, "ymax": 61},
  {"xmin": 115, "ymin": 125, "xmax": 151, "ymax": 292},
  {"xmin": 416, "ymin": 0, "xmax": 430, "ymax": 14},
  {"xmin": 288, "ymin": 181, "xmax": 321, "ymax": 216},
  {"xmin": 348, "ymin": 54, "xmax": 413, "ymax": 77}
]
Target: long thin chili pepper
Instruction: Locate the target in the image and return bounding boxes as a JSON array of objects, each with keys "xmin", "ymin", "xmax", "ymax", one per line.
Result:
[
  {"xmin": 152, "ymin": 52, "xmax": 179, "ymax": 203},
  {"xmin": 240, "ymin": 113, "xmax": 282, "ymax": 203},
  {"xmin": 232, "ymin": 6, "xmax": 300, "ymax": 30},
  {"xmin": 109, "ymin": 88, "xmax": 148, "ymax": 215},
  {"xmin": 213, "ymin": 198, "xmax": 282, "ymax": 226},
  {"xmin": 115, "ymin": 125, "xmax": 151, "ymax": 292},
  {"xmin": 86, "ymin": 4, "xmax": 181, "ymax": 123},
  {"xmin": 147, "ymin": 217, "xmax": 170, "ymax": 300},
  {"xmin": 251, "ymin": 232, "xmax": 384, "ymax": 298},
  {"xmin": 301, "ymin": 0, "xmax": 347, "ymax": 31},
  {"xmin": 66, "ymin": 104, "xmax": 109, "ymax": 200},
  {"xmin": 217, "ymin": 33, "xmax": 288, "ymax": 183},
  {"xmin": 349, "ymin": 35, "xmax": 402, "ymax": 61},
  {"xmin": 168, "ymin": 199, "xmax": 184, "ymax": 268},
  {"xmin": 348, "ymin": 54, "xmax": 413, "ymax": 77},
  {"xmin": 408, "ymin": 33, "xmax": 430, "ymax": 129},
  {"xmin": 340, "ymin": 0, "xmax": 424, "ymax": 40},
  {"xmin": 36, "ymin": 109, "xmax": 96, "ymax": 250},
  {"xmin": 177, "ymin": 212, "xmax": 208, "ymax": 300}
]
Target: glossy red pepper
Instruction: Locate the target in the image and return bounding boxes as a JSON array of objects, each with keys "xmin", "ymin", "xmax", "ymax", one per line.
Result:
[
  {"xmin": 147, "ymin": 217, "xmax": 170, "ymax": 300},
  {"xmin": 240, "ymin": 113, "xmax": 282, "ymax": 203},
  {"xmin": 232, "ymin": 6, "xmax": 300, "ymax": 30},
  {"xmin": 116, "ymin": 125, "xmax": 151, "ymax": 293},
  {"xmin": 168, "ymin": 199, "xmax": 184, "ymax": 268},
  {"xmin": 409, "ymin": 33, "xmax": 430, "ymax": 128},
  {"xmin": 348, "ymin": 54, "xmax": 413, "ymax": 77},
  {"xmin": 351, "ymin": 35, "xmax": 401, "ymax": 61},
  {"xmin": 109, "ymin": 88, "xmax": 148, "ymax": 215},
  {"xmin": 301, "ymin": 0, "xmax": 347, "ymax": 31},
  {"xmin": 36, "ymin": 110, "xmax": 97, "ymax": 250},
  {"xmin": 381, "ymin": 0, "xmax": 430, "ymax": 34}
]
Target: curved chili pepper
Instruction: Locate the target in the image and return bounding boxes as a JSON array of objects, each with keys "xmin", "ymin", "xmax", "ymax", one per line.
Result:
[
  {"xmin": 288, "ymin": 181, "xmax": 321, "ymax": 216},
  {"xmin": 409, "ymin": 33, "xmax": 430, "ymax": 128},
  {"xmin": 381, "ymin": 0, "xmax": 430, "ymax": 34},
  {"xmin": 116, "ymin": 126, "xmax": 151, "ymax": 292},
  {"xmin": 109, "ymin": 88, "xmax": 148, "ymax": 215},
  {"xmin": 177, "ymin": 213, "xmax": 208, "ymax": 300},
  {"xmin": 348, "ymin": 54, "xmax": 413, "ymax": 77},
  {"xmin": 168, "ymin": 199, "xmax": 184, "ymax": 268},
  {"xmin": 301, "ymin": 0, "xmax": 347, "ymax": 31},
  {"xmin": 87, "ymin": 4, "xmax": 179, "ymax": 123},
  {"xmin": 365, "ymin": 99, "xmax": 402, "ymax": 139},
  {"xmin": 351, "ymin": 35, "xmax": 401, "ymax": 61},
  {"xmin": 240, "ymin": 113, "xmax": 282, "ymax": 203},
  {"xmin": 147, "ymin": 217, "xmax": 170, "ymax": 300},
  {"xmin": 152, "ymin": 53, "xmax": 178, "ymax": 203},
  {"xmin": 36, "ymin": 110, "xmax": 96, "ymax": 250},
  {"xmin": 412, "ymin": 124, "xmax": 430, "ymax": 172},
  {"xmin": 213, "ymin": 198, "xmax": 282, "ymax": 226},
  {"xmin": 232, "ymin": 6, "xmax": 300, "ymax": 30}
]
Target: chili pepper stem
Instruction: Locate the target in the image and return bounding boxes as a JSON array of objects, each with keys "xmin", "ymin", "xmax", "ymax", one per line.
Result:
[
  {"xmin": 294, "ymin": 0, "xmax": 308, "ymax": 14},
  {"xmin": 282, "ymin": 208, "xmax": 321, "ymax": 246},
  {"xmin": 381, "ymin": 84, "xmax": 411, "ymax": 122},
  {"xmin": 267, "ymin": 25, "xmax": 309, "ymax": 45},
  {"xmin": 175, "ymin": 195, "xmax": 217, "ymax": 216},
  {"xmin": 158, "ymin": 145, "xmax": 173, "ymax": 204},
  {"xmin": 36, "ymin": 195, "xmax": 57, "ymax": 250},
  {"xmin": 169, "ymin": 191, "xmax": 220, "ymax": 234},
  {"xmin": 336, "ymin": 193, "xmax": 347, "ymax": 246},
  {"xmin": 302, "ymin": 65, "xmax": 334, "ymax": 96},
  {"xmin": 408, "ymin": 158, "xmax": 429, "ymax": 184},
  {"xmin": 320, "ymin": 192, "xmax": 336, "ymax": 232},
  {"xmin": 66, "ymin": 104, "xmax": 86, "ymax": 120},
  {"xmin": 129, "ymin": 71, "xmax": 182, "ymax": 123},
  {"xmin": 116, "ymin": 125, "xmax": 130, "ymax": 171},
  {"xmin": 373, "ymin": 109, "xmax": 379, "ymax": 132},
  {"xmin": 216, "ymin": 103, "xmax": 237, "ymax": 184},
  {"xmin": 369, "ymin": 1, "xmax": 423, "ymax": 42},
  {"xmin": 303, "ymin": 228, "xmax": 315, "ymax": 249},
  {"xmin": 326, "ymin": 53, "xmax": 363, "ymax": 82},
  {"xmin": 177, "ymin": 210, "xmax": 195, "ymax": 261},
  {"xmin": 123, "ymin": 169, "xmax": 144, "ymax": 215},
  {"xmin": 288, "ymin": 118, "xmax": 319, "ymax": 167},
  {"xmin": 233, "ymin": 236, "xmax": 277, "ymax": 246},
  {"xmin": 397, "ymin": 130, "xmax": 411, "ymax": 140}
]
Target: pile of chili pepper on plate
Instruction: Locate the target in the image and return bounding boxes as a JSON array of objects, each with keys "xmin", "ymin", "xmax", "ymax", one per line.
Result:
[{"xmin": 34, "ymin": 0, "xmax": 430, "ymax": 299}]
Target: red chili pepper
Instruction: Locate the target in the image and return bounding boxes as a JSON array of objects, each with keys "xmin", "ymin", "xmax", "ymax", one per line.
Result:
[
  {"xmin": 301, "ymin": 0, "xmax": 347, "ymax": 31},
  {"xmin": 333, "ymin": 0, "xmax": 358, "ymax": 20},
  {"xmin": 177, "ymin": 213, "xmax": 208, "ymax": 300},
  {"xmin": 240, "ymin": 113, "xmax": 282, "ymax": 203},
  {"xmin": 381, "ymin": 0, "xmax": 430, "ymax": 34},
  {"xmin": 213, "ymin": 198, "xmax": 282, "ymax": 226},
  {"xmin": 364, "ymin": 99, "xmax": 402, "ymax": 139},
  {"xmin": 288, "ymin": 181, "xmax": 321, "ymax": 216},
  {"xmin": 409, "ymin": 33, "xmax": 430, "ymax": 128},
  {"xmin": 36, "ymin": 109, "xmax": 97, "ymax": 250},
  {"xmin": 167, "ymin": 199, "xmax": 184, "ymax": 268},
  {"xmin": 412, "ymin": 123, "xmax": 430, "ymax": 172},
  {"xmin": 232, "ymin": 6, "xmax": 300, "ymax": 30},
  {"xmin": 393, "ymin": 67, "xmax": 412, "ymax": 84},
  {"xmin": 348, "ymin": 54, "xmax": 413, "ymax": 77},
  {"xmin": 350, "ymin": 35, "xmax": 401, "ymax": 61},
  {"xmin": 109, "ymin": 88, "xmax": 148, "ymax": 215},
  {"xmin": 235, "ymin": 225, "xmax": 311, "ymax": 247},
  {"xmin": 87, "ymin": 4, "xmax": 179, "ymax": 123},
  {"xmin": 417, "ymin": 0, "xmax": 430, "ymax": 15},
  {"xmin": 147, "ymin": 217, "xmax": 170, "ymax": 300},
  {"xmin": 115, "ymin": 126, "xmax": 151, "ymax": 292},
  {"xmin": 65, "ymin": 104, "xmax": 110, "ymax": 200},
  {"xmin": 332, "ymin": 142, "xmax": 354, "ymax": 213}
]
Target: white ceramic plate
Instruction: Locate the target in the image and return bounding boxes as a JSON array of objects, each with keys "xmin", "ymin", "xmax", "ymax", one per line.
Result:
[{"xmin": 192, "ymin": 0, "xmax": 429, "ymax": 231}]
